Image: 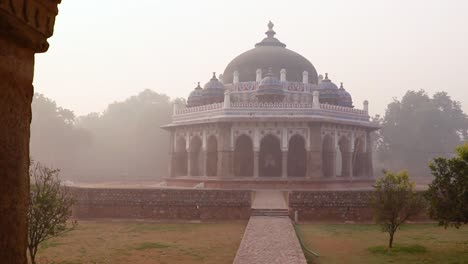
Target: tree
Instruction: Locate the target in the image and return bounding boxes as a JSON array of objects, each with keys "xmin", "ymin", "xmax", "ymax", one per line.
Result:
[
  {"xmin": 425, "ymin": 143, "xmax": 468, "ymax": 228},
  {"xmin": 376, "ymin": 90, "xmax": 467, "ymax": 176},
  {"xmin": 372, "ymin": 170, "xmax": 425, "ymax": 248},
  {"xmin": 28, "ymin": 162, "xmax": 77, "ymax": 264},
  {"xmin": 31, "ymin": 93, "xmax": 92, "ymax": 179}
]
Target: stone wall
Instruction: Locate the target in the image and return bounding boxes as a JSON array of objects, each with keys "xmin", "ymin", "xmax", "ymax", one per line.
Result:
[
  {"xmin": 289, "ymin": 190, "xmax": 428, "ymax": 222},
  {"xmin": 71, "ymin": 188, "xmax": 252, "ymax": 220}
]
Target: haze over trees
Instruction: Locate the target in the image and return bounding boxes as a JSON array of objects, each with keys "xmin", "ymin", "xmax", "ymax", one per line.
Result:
[
  {"xmin": 375, "ymin": 90, "xmax": 468, "ymax": 177},
  {"xmin": 31, "ymin": 90, "xmax": 172, "ymax": 181},
  {"xmin": 31, "ymin": 89, "xmax": 467, "ymax": 182}
]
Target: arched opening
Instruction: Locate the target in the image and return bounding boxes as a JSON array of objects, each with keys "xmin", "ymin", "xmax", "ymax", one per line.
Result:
[
  {"xmin": 287, "ymin": 135, "xmax": 307, "ymax": 177},
  {"xmin": 189, "ymin": 136, "xmax": 202, "ymax": 176},
  {"xmin": 353, "ymin": 137, "xmax": 365, "ymax": 177},
  {"xmin": 233, "ymin": 135, "xmax": 254, "ymax": 177},
  {"xmin": 338, "ymin": 136, "xmax": 351, "ymax": 177},
  {"xmin": 175, "ymin": 137, "xmax": 187, "ymax": 176},
  {"xmin": 322, "ymin": 134, "xmax": 335, "ymax": 177},
  {"xmin": 206, "ymin": 135, "xmax": 218, "ymax": 176},
  {"xmin": 259, "ymin": 134, "xmax": 282, "ymax": 177}
]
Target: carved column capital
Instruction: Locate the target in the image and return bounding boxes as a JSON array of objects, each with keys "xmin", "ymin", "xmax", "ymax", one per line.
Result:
[{"xmin": 0, "ymin": 0, "xmax": 61, "ymax": 53}]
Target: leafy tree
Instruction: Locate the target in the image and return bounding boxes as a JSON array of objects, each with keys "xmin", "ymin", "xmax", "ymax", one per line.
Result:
[
  {"xmin": 31, "ymin": 94, "xmax": 92, "ymax": 179},
  {"xmin": 76, "ymin": 89, "xmax": 172, "ymax": 180},
  {"xmin": 376, "ymin": 90, "xmax": 467, "ymax": 176},
  {"xmin": 372, "ymin": 170, "xmax": 425, "ymax": 248},
  {"xmin": 28, "ymin": 161, "xmax": 76, "ymax": 264},
  {"xmin": 425, "ymin": 143, "xmax": 468, "ymax": 228}
]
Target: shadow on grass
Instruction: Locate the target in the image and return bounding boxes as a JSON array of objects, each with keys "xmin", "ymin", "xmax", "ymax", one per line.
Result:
[{"xmin": 368, "ymin": 244, "xmax": 427, "ymax": 255}]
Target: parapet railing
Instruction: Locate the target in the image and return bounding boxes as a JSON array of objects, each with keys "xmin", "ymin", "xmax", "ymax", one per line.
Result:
[
  {"xmin": 230, "ymin": 102, "xmax": 313, "ymax": 109},
  {"xmin": 175, "ymin": 102, "xmax": 223, "ymax": 115},
  {"xmin": 231, "ymin": 81, "xmax": 314, "ymax": 92},
  {"xmin": 319, "ymin": 103, "xmax": 367, "ymax": 115},
  {"xmin": 174, "ymin": 101, "xmax": 368, "ymax": 117}
]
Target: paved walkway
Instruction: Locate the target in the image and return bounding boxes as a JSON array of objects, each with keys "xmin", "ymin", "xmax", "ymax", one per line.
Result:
[{"xmin": 233, "ymin": 191, "xmax": 307, "ymax": 264}]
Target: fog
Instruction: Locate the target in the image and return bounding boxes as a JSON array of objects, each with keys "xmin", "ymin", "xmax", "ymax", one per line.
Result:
[{"xmin": 29, "ymin": 0, "xmax": 468, "ymax": 181}]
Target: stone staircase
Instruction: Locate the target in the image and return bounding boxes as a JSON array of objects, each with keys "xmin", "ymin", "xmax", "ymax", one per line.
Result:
[{"xmin": 251, "ymin": 208, "xmax": 289, "ymax": 217}]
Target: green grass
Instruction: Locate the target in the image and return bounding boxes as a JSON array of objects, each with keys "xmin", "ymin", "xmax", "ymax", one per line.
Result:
[
  {"xmin": 40, "ymin": 240, "xmax": 62, "ymax": 249},
  {"xmin": 134, "ymin": 242, "xmax": 171, "ymax": 250},
  {"xmin": 299, "ymin": 223, "xmax": 468, "ymax": 264},
  {"xmin": 368, "ymin": 244, "xmax": 427, "ymax": 255}
]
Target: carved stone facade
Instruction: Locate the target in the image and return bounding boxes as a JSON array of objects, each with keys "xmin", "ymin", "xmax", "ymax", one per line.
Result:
[
  {"xmin": 163, "ymin": 22, "xmax": 379, "ymax": 184},
  {"xmin": 167, "ymin": 121, "xmax": 375, "ymax": 180},
  {"xmin": 0, "ymin": 1, "xmax": 61, "ymax": 263}
]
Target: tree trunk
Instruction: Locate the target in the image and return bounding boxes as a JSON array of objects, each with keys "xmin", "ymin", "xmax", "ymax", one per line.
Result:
[
  {"xmin": 388, "ymin": 231, "xmax": 394, "ymax": 248},
  {"xmin": 28, "ymin": 246, "xmax": 36, "ymax": 264}
]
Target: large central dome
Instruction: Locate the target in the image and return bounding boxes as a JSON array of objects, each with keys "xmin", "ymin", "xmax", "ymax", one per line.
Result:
[{"xmin": 223, "ymin": 21, "xmax": 318, "ymax": 84}]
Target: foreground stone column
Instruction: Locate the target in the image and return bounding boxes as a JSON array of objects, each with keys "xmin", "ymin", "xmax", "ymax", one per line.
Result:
[{"xmin": 0, "ymin": 1, "xmax": 61, "ymax": 263}]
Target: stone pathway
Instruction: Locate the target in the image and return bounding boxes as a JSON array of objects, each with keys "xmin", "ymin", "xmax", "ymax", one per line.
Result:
[{"xmin": 233, "ymin": 191, "xmax": 307, "ymax": 264}]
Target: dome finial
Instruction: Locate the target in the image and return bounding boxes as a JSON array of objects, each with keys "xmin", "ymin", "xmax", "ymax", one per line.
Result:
[
  {"xmin": 325, "ymin": 73, "xmax": 329, "ymax": 80},
  {"xmin": 340, "ymin": 82, "xmax": 344, "ymax": 89},
  {"xmin": 266, "ymin": 21, "xmax": 276, "ymax": 38}
]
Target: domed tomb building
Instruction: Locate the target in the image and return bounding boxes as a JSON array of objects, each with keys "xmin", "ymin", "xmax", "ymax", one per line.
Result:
[{"xmin": 163, "ymin": 22, "xmax": 379, "ymax": 185}]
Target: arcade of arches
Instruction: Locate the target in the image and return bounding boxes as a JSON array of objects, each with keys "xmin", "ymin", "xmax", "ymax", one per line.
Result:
[{"xmin": 169, "ymin": 124, "xmax": 373, "ymax": 179}]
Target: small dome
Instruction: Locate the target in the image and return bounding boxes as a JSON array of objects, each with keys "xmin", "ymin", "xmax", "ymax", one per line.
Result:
[
  {"xmin": 338, "ymin": 82, "xmax": 353, "ymax": 108},
  {"xmin": 202, "ymin": 72, "xmax": 225, "ymax": 104},
  {"xmin": 203, "ymin": 72, "xmax": 225, "ymax": 90},
  {"xmin": 187, "ymin": 82, "xmax": 204, "ymax": 107},
  {"xmin": 317, "ymin": 73, "xmax": 340, "ymax": 105},
  {"xmin": 318, "ymin": 73, "xmax": 338, "ymax": 90},
  {"xmin": 256, "ymin": 68, "xmax": 285, "ymax": 102}
]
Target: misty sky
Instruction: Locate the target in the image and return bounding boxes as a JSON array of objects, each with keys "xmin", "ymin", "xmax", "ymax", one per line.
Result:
[{"xmin": 34, "ymin": 0, "xmax": 468, "ymax": 116}]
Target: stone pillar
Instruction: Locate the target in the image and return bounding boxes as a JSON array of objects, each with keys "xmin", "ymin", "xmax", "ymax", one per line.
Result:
[
  {"xmin": 366, "ymin": 131, "xmax": 374, "ymax": 178},
  {"xmin": 233, "ymin": 70, "xmax": 239, "ymax": 84},
  {"xmin": 302, "ymin": 71, "xmax": 309, "ymax": 84},
  {"xmin": 201, "ymin": 150, "xmax": 207, "ymax": 177},
  {"xmin": 256, "ymin": 68, "xmax": 262, "ymax": 82},
  {"xmin": 282, "ymin": 151, "xmax": 288, "ymax": 179},
  {"xmin": 0, "ymin": 1, "xmax": 61, "ymax": 263},
  {"xmin": 187, "ymin": 150, "xmax": 193, "ymax": 176},
  {"xmin": 253, "ymin": 151, "xmax": 259, "ymax": 178},
  {"xmin": 312, "ymin": 91, "xmax": 320, "ymax": 109},
  {"xmin": 280, "ymin": 68, "xmax": 286, "ymax": 82},
  {"xmin": 216, "ymin": 124, "xmax": 233, "ymax": 177},
  {"xmin": 169, "ymin": 131, "xmax": 176, "ymax": 177},
  {"xmin": 342, "ymin": 152, "xmax": 353, "ymax": 179},
  {"xmin": 307, "ymin": 124, "xmax": 322, "ymax": 178}
]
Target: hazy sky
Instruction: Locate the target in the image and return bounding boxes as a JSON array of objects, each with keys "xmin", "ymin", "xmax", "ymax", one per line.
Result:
[{"xmin": 34, "ymin": 0, "xmax": 468, "ymax": 116}]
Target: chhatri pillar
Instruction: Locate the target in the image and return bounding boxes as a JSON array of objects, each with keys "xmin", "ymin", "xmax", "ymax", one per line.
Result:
[{"xmin": 0, "ymin": 1, "xmax": 61, "ymax": 263}]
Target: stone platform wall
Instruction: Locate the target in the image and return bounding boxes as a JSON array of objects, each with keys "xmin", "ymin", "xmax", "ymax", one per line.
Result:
[
  {"xmin": 289, "ymin": 190, "xmax": 428, "ymax": 222},
  {"xmin": 71, "ymin": 188, "xmax": 252, "ymax": 220}
]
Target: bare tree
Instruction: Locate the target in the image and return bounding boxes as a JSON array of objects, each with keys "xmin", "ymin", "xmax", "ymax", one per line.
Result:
[
  {"xmin": 371, "ymin": 170, "xmax": 425, "ymax": 248},
  {"xmin": 27, "ymin": 162, "xmax": 77, "ymax": 264}
]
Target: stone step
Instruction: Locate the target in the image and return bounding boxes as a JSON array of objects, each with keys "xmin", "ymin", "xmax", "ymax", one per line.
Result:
[{"xmin": 251, "ymin": 209, "xmax": 289, "ymax": 217}]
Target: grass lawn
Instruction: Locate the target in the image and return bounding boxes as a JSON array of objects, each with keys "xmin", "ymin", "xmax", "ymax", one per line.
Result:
[
  {"xmin": 36, "ymin": 221, "xmax": 246, "ymax": 264},
  {"xmin": 298, "ymin": 223, "xmax": 468, "ymax": 264}
]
